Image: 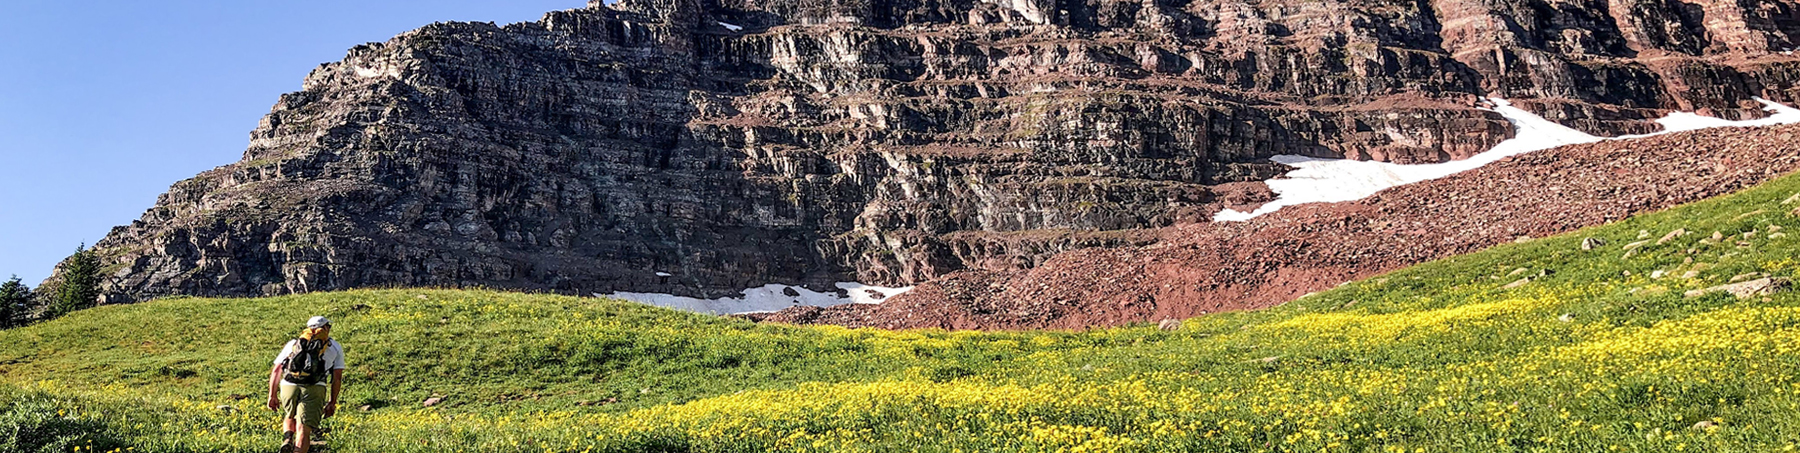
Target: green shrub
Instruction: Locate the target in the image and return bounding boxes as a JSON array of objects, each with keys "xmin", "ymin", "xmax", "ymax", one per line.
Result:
[{"xmin": 0, "ymin": 388, "xmax": 129, "ymax": 453}]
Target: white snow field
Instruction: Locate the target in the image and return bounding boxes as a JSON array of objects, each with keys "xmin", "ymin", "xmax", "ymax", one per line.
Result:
[
  {"xmin": 604, "ymin": 282, "xmax": 912, "ymax": 315},
  {"xmin": 1214, "ymin": 98, "xmax": 1800, "ymax": 221}
]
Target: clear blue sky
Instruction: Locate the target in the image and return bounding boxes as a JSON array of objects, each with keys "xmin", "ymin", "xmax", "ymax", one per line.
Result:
[{"xmin": 0, "ymin": 0, "xmax": 587, "ymax": 286}]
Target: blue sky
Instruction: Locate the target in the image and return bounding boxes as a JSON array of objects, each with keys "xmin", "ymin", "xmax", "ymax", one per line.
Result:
[{"xmin": 0, "ymin": 0, "xmax": 586, "ymax": 286}]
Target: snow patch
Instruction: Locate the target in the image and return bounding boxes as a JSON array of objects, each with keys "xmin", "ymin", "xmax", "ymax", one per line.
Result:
[
  {"xmin": 353, "ymin": 65, "xmax": 398, "ymax": 79},
  {"xmin": 602, "ymin": 282, "xmax": 913, "ymax": 315},
  {"xmin": 718, "ymin": 21, "xmax": 743, "ymax": 31},
  {"xmin": 1214, "ymin": 98, "xmax": 1800, "ymax": 222},
  {"xmin": 1625, "ymin": 99, "xmax": 1800, "ymax": 136},
  {"xmin": 836, "ymin": 282, "xmax": 912, "ymax": 305}
]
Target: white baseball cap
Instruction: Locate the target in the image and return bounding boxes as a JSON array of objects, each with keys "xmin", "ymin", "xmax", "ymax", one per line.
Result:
[{"xmin": 307, "ymin": 316, "xmax": 331, "ymax": 328}]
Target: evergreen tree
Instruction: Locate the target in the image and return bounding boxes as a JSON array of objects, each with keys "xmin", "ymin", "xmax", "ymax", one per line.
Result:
[
  {"xmin": 48, "ymin": 245, "xmax": 100, "ymax": 319},
  {"xmin": 0, "ymin": 276, "xmax": 27, "ymax": 328}
]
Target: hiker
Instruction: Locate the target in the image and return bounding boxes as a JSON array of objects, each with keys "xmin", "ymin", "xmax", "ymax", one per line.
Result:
[{"xmin": 266, "ymin": 316, "xmax": 345, "ymax": 453}]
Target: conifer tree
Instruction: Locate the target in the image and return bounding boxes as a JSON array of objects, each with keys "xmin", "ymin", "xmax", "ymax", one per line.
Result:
[
  {"xmin": 0, "ymin": 275, "xmax": 27, "ymax": 328},
  {"xmin": 48, "ymin": 245, "xmax": 100, "ymax": 319}
]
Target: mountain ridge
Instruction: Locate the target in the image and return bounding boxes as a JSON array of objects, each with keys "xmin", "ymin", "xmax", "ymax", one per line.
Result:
[{"xmin": 67, "ymin": 0, "xmax": 1800, "ymax": 313}]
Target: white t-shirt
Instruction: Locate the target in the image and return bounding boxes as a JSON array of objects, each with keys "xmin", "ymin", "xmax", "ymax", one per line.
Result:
[{"xmin": 272, "ymin": 339, "xmax": 346, "ymax": 386}]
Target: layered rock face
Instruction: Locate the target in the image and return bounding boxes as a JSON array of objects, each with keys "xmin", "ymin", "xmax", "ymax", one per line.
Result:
[
  {"xmin": 761, "ymin": 123, "xmax": 1800, "ymax": 329},
  {"xmin": 82, "ymin": 0, "xmax": 1800, "ymax": 303}
]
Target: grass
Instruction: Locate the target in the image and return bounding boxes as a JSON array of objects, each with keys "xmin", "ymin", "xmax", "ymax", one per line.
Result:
[{"xmin": 8, "ymin": 171, "xmax": 1800, "ymax": 451}]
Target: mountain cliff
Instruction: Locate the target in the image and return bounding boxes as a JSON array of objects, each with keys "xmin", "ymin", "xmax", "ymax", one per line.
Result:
[{"xmin": 79, "ymin": 0, "xmax": 1800, "ymax": 304}]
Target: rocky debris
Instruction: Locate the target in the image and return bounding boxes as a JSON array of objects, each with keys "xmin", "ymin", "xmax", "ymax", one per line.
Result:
[
  {"xmin": 1157, "ymin": 319, "xmax": 1181, "ymax": 331},
  {"xmin": 763, "ymin": 123, "xmax": 1800, "ymax": 329},
  {"xmin": 65, "ymin": 0, "xmax": 1800, "ymax": 305},
  {"xmin": 422, "ymin": 396, "xmax": 444, "ymax": 408},
  {"xmin": 576, "ymin": 397, "xmax": 620, "ymax": 407},
  {"xmin": 1502, "ymin": 279, "xmax": 1532, "ymax": 289},
  {"xmin": 1684, "ymin": 277, "xmax": 1793, "ymax": 299}
]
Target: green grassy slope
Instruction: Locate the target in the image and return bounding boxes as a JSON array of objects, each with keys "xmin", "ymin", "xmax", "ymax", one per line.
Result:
[{"xmin": 8, "ymin": 171, "xmax": 1800, "ymax": 452}]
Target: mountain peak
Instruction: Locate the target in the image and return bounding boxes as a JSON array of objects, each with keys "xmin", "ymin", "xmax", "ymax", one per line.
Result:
[{"xmin": 73, "ymin": 0, "xmax": 1800, "ymax": 317}]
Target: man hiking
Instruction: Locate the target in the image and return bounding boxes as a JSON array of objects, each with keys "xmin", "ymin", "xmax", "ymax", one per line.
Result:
[{"xmin": 266, "ymin": 316, "xmax": 345, "ymax": 453}]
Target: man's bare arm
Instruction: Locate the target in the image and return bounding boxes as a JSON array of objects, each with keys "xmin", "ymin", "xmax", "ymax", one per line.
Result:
[
  {"xmin": 326, "ymin": 369, "xmax": 344, "ymax": 417},
  {"xmin": 266, "ymin": 364, "xmax": 284, "ymax": 411}
]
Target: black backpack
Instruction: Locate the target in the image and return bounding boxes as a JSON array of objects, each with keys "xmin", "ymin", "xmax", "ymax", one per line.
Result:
[{"xmin": 282, "ymin": 339, "xmax": 329, "ymax": 385}]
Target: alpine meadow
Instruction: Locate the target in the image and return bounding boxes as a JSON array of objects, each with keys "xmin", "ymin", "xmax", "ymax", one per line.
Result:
[
  {"xmin": 9, "ymin": 164, "xmax": 1800, "ymax": 452},
  {"xmin": 12, "ymin": 1, "xmax": 1800, "ymax": 452}
]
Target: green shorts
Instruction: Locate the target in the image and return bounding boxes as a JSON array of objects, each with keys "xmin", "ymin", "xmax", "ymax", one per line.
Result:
[{"xmin": 279, "ymin": 384, "xmax": 329, "ymax": 428}]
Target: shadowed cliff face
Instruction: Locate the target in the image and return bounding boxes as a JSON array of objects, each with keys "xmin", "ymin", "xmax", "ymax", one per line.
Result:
[{"xmin": 76, "ymin": 0, "xmax": 1800, "ymax": 303}]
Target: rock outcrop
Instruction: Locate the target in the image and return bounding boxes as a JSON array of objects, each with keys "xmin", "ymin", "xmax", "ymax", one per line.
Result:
[{"xmin": 76, "ymin": 0, "xmax": 1800, "ymax": 305}]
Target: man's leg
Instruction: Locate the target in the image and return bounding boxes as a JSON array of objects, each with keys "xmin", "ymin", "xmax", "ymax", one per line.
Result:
[
  {"xmin": 280, "ymin": 384, "xmax": 302, "ymax": 450},
  {"xmin": 296, "ymin": 385, "xmax": 326, "ymax": 453},
  {"xmin": 295, "ymin": 422, "xmax": 313, "ymax": 453},
  {"xmin": 281, "ymin": 394, "xmax": 298, "ymax": 452},
  {"xmin": 281, "ymin": 425, "xmax": 295, "ymax": 453}
]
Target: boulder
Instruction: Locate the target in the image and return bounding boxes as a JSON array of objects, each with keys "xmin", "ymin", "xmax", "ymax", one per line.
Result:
[
  {"xmin": 1157, "ymin": 319, "xmax": 1182, "ymax": 331},
  {"xmin": 1657, "ymin": 229, "xmax": 1686, "ymax": 245},
  {"xmin": 1729, "ymin": 272, "xmax": 1769, "ymax": 283},
  {"xmin": 1684, "ymin": 278, "xmax": 1793, "ymax": 299},
  {"xmin": 1580, "ymin": 237, "xmax": 1605, "ymax": 250}
]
